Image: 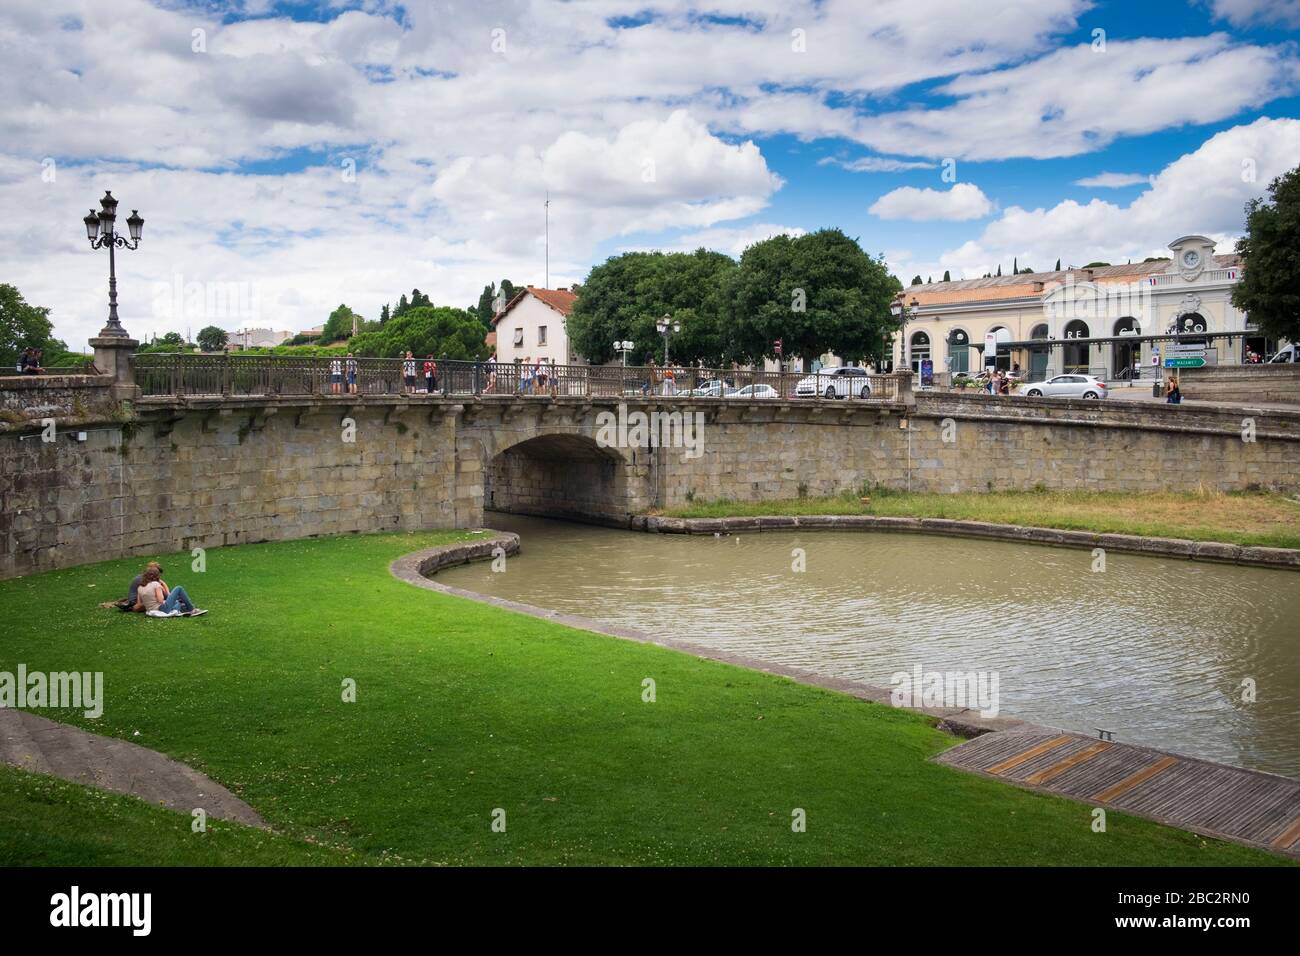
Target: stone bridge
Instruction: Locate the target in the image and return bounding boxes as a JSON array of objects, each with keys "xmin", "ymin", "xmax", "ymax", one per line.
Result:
[{"xmin": 2, "ymin": 374, "xmax": 1299, "ymax": 579}]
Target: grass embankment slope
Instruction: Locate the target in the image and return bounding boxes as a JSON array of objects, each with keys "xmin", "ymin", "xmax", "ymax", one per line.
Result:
[
  {"xmin": 0, "ymin": 530, "xmax": 1285, "ymax": 866},
  {"xmin": 668, "ymin": 489, "xmax": 1300, "ymax": 550}
]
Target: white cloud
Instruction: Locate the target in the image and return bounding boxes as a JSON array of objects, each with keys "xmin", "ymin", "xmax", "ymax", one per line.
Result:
[
  {"xmin": 1074, "ymin": 172, "xmax": 1152, "ymax": 188},
  {"xmin": 869, "ymin": 183, "xmax": 995, "ymax": 221},
  {"xmin": 934, "ymin": 117, "xmax": 1300, "ymax": 278},
  {"xmin": 0, "ymin": 0, "xmax": 1295, "ymax": 349},
  {"xmin": 849, "ymin": 36, "xmax": 1299, "ymax": 160},
  {"xmin": 1204, "ymin": 0, "xmax": 1300, "ymax": 28},
  {"xmin": 634, "ymin": 222, "xmax": 808, "ymax": 257},
  {"xmin": 819, "ymin": 156, "xmax": 937, "ymax": 173}
]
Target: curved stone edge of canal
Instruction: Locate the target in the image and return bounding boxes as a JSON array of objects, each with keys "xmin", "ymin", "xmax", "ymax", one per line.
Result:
[
  {"xmin": 393, "ymin": 531, "xmax": 1300, "ymax": 859},
  {"xmin": 390, "ymin": 531, "xmax": 1023, "ymax": 739},
  {"xmin": 633, "ymin": 513, "xmax": 1300, "ymax": 572}
]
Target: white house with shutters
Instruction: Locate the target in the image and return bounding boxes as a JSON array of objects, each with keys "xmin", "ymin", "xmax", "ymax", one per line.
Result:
[{"xmin": 488, "ymin": 286, "xmax": 580, "ymax": 366}]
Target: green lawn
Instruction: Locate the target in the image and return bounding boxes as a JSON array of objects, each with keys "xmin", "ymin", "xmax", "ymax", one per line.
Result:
[
  {"xmin": 667, "ymin": 488, "xmax": 1300, "ymax": 550},
  {"xmin": 0, "ymin": 530, "xmax": 1287, "ymax": 866}
]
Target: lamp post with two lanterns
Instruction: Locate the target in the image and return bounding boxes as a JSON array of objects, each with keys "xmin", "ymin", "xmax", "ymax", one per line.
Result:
[
  {"xmin": 655, "ymin": 313, "xmax": 681, "ymax": 366},
  {"xmin": 614, "ymin": 340, "xmax": 635, "ymax": 366},
  {"xmin": 83, "ymin": 190, "xmax": 145, "ymax": 396},
  {"xmin": 83, "ymin": 191, "xmax": 144, "ymax": 339}
]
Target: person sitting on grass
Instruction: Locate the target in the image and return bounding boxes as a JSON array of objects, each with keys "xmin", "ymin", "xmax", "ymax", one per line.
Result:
[
  {"xmin": 122, "ymin": 560, "xmax": 160, "ymax": 611},
  {"xmin": 133, "ymin": 567, "xmax": 207, "ymax": 617}
]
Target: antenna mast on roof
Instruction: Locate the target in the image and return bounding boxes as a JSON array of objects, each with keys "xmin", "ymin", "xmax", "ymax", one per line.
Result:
[{"xmin": 544, "ymin": 191, "xmax": 550, "ymax": 289}]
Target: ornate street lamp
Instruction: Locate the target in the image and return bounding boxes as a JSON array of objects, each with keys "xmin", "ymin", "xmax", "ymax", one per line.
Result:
[
  {"xmin": 655, "ymin": 313, "xmax": 681, "ymax": 365},
  {"xmin": 614, "ymin": 340, "xmax": 635, "ymax": 366},
  {"xmin": 84, "ymin": 190, "xmax": 144, "ymax": 338},
  {"xmin": 889, "ymin": 296, "xmax": 919, "ymax": 372}
]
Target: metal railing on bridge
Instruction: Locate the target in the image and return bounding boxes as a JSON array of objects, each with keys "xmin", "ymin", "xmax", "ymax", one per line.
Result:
[{"xmin": 133, "ymin": 354, "xmax": 904, "ymax": 403}]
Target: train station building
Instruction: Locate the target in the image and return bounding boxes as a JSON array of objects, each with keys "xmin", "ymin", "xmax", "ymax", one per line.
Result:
[{"xmin": 891, "ymin": 236, "xmax": 1275, "ymax": 382}]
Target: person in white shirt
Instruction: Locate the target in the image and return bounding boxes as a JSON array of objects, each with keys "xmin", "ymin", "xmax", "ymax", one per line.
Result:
[
  {"xmin": 403, "ymin": 351, "xmax": 417, "ymax": 394},
  {"xmin": 329, "ymin": 357, "xmax": 342, "ymax": 394}
]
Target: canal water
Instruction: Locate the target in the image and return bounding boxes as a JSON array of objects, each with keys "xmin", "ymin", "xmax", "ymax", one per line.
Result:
[{"xmin": 437, "ymin": 513, "xmax": 1300, "ymax": 777}]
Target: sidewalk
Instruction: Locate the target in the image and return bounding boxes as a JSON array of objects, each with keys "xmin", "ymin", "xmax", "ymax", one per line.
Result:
[{"xmin": 1104, "ymin": 385, "xmax": 1300, "ymax": 412}]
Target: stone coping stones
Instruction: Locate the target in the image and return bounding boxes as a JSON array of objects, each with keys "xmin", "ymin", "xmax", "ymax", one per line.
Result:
[{"xmin": 638, "ymin": 514, "xmax": 1299, "ymax": 571}]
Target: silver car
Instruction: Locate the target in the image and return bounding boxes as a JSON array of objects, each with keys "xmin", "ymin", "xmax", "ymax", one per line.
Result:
[
  {"xmin": 794, "ymin": 366, "xmax": 872, "ymax": 399},
  {"xmin": 1019, "ymin": 375, "xmax": 1109, "ymax": 400}
]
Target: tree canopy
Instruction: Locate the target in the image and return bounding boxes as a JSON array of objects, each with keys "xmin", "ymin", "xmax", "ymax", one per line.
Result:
[
  {"xmin": 321, "ymin": 304, "xmax": 361, "ymax": 343},
  {"xmin": 565, "ymin": 249, "xmax": 736, "ymax": 365},
  {"xmin": 1, "ymin": 283, "xmax": 61, "ymax": 369},
  {"xmin": 719, "ymin": 228, "xmax": 901, "ymax": 368},
  {"xmin": 1233, "ymin": 164, "xmax": 1300, "ymax": 343},
  {"xmin": 348, "ymin": 306, "xmax": 489, "ymax": 360},
  {"xmin": 197, "ymin": 325, "xmax": 228, "ymax": 352},
  {"xmin": 475, "ymin": 280, "xmax": 520, "ymax": 326}
]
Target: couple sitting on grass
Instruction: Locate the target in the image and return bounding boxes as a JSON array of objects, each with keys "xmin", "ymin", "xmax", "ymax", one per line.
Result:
[{"xmin": 113, "ymin": 561, "xmax": 208, "ymax": 618}]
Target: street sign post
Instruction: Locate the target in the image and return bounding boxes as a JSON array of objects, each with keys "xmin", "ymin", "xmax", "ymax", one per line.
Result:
[{"xmin": 1164, "ymin": 357, "xmax": 1205, "ymax": 368}]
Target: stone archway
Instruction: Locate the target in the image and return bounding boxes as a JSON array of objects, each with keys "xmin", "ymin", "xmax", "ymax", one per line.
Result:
[{"xmin": 483, "ymin": 432, "xmax": 638, "ymax": 525}]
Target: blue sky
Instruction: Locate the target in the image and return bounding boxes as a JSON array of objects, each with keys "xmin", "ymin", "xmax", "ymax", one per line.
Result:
[{"xmin": 2, "ymin": 0, "xmax": 1299, "ymax": 344}]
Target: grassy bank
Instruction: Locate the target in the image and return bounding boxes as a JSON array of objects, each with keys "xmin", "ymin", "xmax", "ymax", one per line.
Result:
[
  {"xmin": 667, "ymin": 489, "xmax": 1300, "ymax": 550},
  {"xmin": 0, "ymin": 530, "xmax": 1286, "ymax": 866}
]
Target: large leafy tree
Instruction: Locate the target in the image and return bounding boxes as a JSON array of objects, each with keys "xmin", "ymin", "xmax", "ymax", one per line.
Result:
[
  {"xmin": 320, "ymin": 304, "xmax": 361, "ymax": 343},
  {"xmin": 0, "ymin": 283, "xmax": 57, "ymax": 368},
  {"xmin": 720, "ymin": 229, "xmax": 901, "ymax": 370},
  {"xmin": 1233, "ymin": 164, "xmax": 1300, "ymax": 343},
  {"xmin": 349, "ymin": 306, "xmax": 489, "ymax": 360},
  {"xmin": 196, "ymin": 325, "xmax": 228, "ymax": 352},
  {"xmin": 566, "ymin": 249, "xmax": 736, "ymax": 365}
]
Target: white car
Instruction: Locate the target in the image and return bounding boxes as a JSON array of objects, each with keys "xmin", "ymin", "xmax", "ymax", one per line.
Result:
[
  {"xmin": 793, "ymin": 366, "xmax": 872, "ymax": 399},
  {"xmin": 1019, "ymin": 374, "xmax": 1109, "ymax": 400},
  {"xmin": 685, "ymin": 379, "xmax": 733, "ymax": 397},
  {"xmin": 728, "ymin": 384, "xmax": 778, "ymax": 399}
]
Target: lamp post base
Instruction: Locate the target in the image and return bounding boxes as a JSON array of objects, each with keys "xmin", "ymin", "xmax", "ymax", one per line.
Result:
[{"xmin": 89, "ymin": 335, "xmax": 139, "ymax": 401}]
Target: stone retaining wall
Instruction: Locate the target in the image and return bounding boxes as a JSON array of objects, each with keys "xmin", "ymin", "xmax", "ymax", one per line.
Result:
[
  {"xmin": 0, "ymin": 374, "xmax": 117, "ymax": 423},
  {"xmin": 1179, "ymin": 364, "xmax": 1300, "ymax": 405},
  {"xmin": 3, "ymin": 391, "xmax": 1298, "ymax": 579}
]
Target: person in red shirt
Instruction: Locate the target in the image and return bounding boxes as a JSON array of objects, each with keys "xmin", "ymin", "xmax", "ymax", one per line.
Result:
[{"xmin": 423, "ymin": 355, "xmax": 438, "ymax": 394}]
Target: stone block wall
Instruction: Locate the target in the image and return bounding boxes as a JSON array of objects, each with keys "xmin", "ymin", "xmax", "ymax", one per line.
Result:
[
  {"xmin": 1179, "ymin": 364, "xmax": 1300, "ymax": 405},
  {"xmin": 0, "ymin": 402, "xmax": 458, "ymax": 579},
  {"xmin": 3, "ymin": 392, "xmax": 1298, "ymax": 579},
  {"xmin": 0, "ymin": 374, "xmax": 117, "ymax": 422},
  {"xmin": 656, "ymin": 395, "xmax": 1300, "ymax": 506}
]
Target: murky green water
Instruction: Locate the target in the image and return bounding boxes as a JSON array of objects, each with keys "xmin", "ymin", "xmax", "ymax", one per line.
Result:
[{"xmin": 437, "ymin": 513, "xmax": 1300, "ymax": 777}]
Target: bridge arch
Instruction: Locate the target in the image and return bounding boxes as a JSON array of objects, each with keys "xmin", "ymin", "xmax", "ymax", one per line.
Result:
[{"xmin": 482, "ymin": 430, "xmax": 640, "ymax": 525}]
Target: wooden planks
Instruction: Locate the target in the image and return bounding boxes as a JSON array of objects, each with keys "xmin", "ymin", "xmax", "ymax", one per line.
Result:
[
  {"xmin": 1024, "ymin": 741, "xmax": 1112, "ymax": 786},
  {"xmin": 934, "ymin": 729, "xmax": 1300, "ymax": 858},
  {"xmin": 1270, "ymin": 818, "xmax": 1300, "ymax": 850},
  {"xmin": 1091, "ymin": 755, "xmax": 1178, "ymax": 803},
  {"xmin": 986, "ymin": 735, "xmax": 1073, "ymax": 776}
]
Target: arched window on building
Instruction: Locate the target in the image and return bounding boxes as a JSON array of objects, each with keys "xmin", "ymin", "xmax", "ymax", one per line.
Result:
[
  {"xmin": 1028, "ymin": 323, "xmax": 1050, "ymax": 382},
  {"xmin": 909, "ymin": 331, "xmax": 931, "ymax": 373},
  {"xmin": 1063, "ymin": 319, "xmax": 1090, "ymax": 373},
  {"xmin": 1112, "ymin": 317, "xmax": 1141, "ymax": 380},
  {"xmin": 947, "ymin": 328, "xmax": 970, "ymax": 375}
]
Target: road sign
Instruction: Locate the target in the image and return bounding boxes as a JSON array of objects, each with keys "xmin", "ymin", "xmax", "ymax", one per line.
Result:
[
  {"xmin": 1164, "ymin": 357, "xmax": 1205, "ymax": 368},
  {"xmin": 1167, "ymin": 343, "xmax": 1206, "ymax": 355}
]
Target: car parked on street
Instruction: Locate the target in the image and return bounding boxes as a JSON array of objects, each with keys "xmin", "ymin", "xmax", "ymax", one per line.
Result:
[
  {"xmin": 793, "ymin": 366, "xmax": 872, "ymax": 399},
  {"xmin": 1018, "ymin": 374, "xmax": 1109, "ymax": 400},
  {"xmin": 728, "ymin": 384, "xmax": 779, "ymax": 399},
  {"xmin": 683, "ymin": 379, "xmax": 734, "ymax": 397}
]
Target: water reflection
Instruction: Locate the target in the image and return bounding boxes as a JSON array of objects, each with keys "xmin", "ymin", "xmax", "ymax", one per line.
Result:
[{"xmin": 435, "ymin": 513, "xmax": 1300, "ymax": 777}]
